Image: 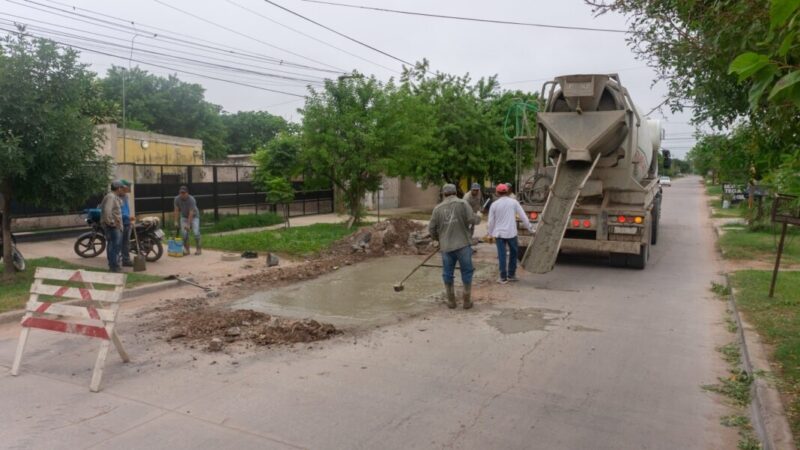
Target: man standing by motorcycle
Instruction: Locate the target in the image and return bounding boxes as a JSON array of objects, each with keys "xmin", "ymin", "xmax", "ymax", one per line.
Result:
[
  {"xmin": 119, "ymin": 179, "xmax": 134, "ymax": 267},
  {"xmin": 100, "ymin": 181, "xmax": 124, "ymax": 272}
]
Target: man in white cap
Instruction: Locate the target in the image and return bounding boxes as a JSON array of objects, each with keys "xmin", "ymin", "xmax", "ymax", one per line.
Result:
[
  {"xmin": 487, "ymin": 183, "xmax": 532, "ymax": 283},
  {"xmin": 428, "ymin": 184, "xmax": 481, "ymax": 309}
]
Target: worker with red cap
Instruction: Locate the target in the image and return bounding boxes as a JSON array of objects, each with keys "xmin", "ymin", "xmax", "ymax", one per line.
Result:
[{"xmin": 487, "ymin": 183, "xmax": 532, "ymax": 283}]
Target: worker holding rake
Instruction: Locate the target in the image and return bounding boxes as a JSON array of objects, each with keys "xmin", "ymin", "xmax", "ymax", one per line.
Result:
[{"xmin": 428, "ymin": 184, "xmax": 481, "ymax": 309}]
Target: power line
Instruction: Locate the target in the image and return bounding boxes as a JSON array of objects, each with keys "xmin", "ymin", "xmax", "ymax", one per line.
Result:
[
  {"xmin": 301, "ymin": 0, "xmax": 628, "ymax": 33},
  {"xmin": 0, "ymin": 25, "xmax": 308, "ymax": 98},
  {"xmin": 225, "ymin": 0, "xmax": 400, "ymax": 74},
  {"xmin": 645, "ymin": 99, "xmax": 669, "ymax": 117},
  {"xmin": 17, "ymin": 0, "xmax": 341, "ymax": 74},
  {"xmin": 263, "ymin": 0, "xmax": 416, "ymax": 67},
  {"xmin": 0, "ymin": 14, "xmax": 327, "ymax": 84},
  {"xmin": 152, "ymin": 0, "xmax": 345, "ymax": 73}
]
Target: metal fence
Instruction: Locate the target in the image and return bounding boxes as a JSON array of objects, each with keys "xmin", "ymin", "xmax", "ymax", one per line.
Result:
[{"xmin": 10, "ymin": 163, "xmax": 334, "ymax": 224}]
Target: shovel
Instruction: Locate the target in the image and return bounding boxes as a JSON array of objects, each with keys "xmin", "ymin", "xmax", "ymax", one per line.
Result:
[
  {"xmin": 132, "ymin": 224, "xmax": 147, "ymax": 272},
  {"xmin": 393, "ymin": 250, "xmax": 438, "ymax": 292}
]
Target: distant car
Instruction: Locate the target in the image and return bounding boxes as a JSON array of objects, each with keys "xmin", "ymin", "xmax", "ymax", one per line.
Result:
[{"xmin": 659, "ymin": 176, "xmax": 672, "ymax": 187}]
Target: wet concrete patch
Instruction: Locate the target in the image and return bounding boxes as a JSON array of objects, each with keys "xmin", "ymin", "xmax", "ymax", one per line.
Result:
[
  {"xmin": 231, "ymin": 256, "xmax": 449, "ymax": 327},
  {"xmin": 487, "ymin": 308, "xmax": 564, "ymax": 334}
]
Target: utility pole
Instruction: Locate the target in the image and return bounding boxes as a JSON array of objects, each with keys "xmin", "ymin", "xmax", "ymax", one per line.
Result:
[{"xmin": 122, "ymin": 32, "xmax": 156, "ymax": 162}]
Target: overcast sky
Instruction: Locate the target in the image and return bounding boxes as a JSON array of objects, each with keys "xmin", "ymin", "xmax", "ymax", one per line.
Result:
[{"xmin": 2, "ymin": 0, "xmax": 702, "ymax": 156}]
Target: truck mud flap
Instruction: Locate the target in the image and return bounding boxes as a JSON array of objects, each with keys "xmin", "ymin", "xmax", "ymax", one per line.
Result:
[{"xmin": 521, "ymin": 154, "xmax": 599, "ymax": 274}]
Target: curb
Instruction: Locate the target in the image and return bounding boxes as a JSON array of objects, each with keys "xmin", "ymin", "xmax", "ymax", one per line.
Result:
[
  {"xmin": 0, "ymin": 279, "xmax": 180, "ymax": 326},
  {"xmin": 712, "ymin": 219, "xmax": 796, "ymax": 450}
]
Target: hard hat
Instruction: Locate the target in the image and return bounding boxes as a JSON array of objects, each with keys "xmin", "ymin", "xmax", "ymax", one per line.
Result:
[
  {"xmin": 470, "ymin": 183, "xmax": 481, "ymax": 190},
  {"xmin": 496, "ymin": 184, "xmax": 509, "ymax": 194}
]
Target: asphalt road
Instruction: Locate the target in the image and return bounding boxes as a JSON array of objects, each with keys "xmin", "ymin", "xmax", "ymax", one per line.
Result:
[{"xmin": 0, "ymin": 176, "xmax": 738, "ymax": 449}]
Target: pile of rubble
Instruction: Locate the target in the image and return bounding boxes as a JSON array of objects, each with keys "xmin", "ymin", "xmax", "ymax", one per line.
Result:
[
  {"xmin": 329, "ymin": 218, "xmax": 433, "ymax": 257},
  {"xmin": 160, "ymin": 299, "xmax": 339, "ymax": 351},
  {"xmin": 230, "ymin": 218, "xmax": 433, "ymax": 288}
]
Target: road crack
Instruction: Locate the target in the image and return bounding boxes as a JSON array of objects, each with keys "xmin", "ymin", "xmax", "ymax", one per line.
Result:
[{"xmin": 444, "ymin": 334, "xmax": 551, "ymax": 448}]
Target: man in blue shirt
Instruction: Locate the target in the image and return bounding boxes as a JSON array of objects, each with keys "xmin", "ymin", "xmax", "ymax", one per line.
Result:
[{"xmin": 120, "ymin": 179, "xmax": 133, "ymax": 267}]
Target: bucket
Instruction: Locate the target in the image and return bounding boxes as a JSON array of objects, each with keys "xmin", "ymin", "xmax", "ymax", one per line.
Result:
[{"xmin": 168, "ymin": 237, "xmax": 184, "ymax": 257}]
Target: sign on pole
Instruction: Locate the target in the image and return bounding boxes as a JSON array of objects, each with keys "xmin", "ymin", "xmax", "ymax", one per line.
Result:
[{"xmin": 769, "ymin": 195, "xmax": 800, "ymax": 297}]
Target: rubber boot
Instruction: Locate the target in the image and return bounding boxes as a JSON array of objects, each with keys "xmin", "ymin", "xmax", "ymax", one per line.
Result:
[
  {"xmin": 463, "ymin": 284, "xmax": 473, "ymax": 310},
  {"xmin": 195, "ymin": 236, "xmax": 202, "ymax": 255},
  {"xmin": 445, "ymin": 283, "xmax": 456, "ymax": 309}
]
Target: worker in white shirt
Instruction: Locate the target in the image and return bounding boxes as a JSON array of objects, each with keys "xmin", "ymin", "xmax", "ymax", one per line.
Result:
[{"xmin": 487, "ymin": 183, "xmax": 533, "ymax": 283}]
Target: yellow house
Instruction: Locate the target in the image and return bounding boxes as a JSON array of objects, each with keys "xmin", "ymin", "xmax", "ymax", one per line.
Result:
[{"xmin": 96, "ymin": 124, "xmax": 204, "ymax": 165}]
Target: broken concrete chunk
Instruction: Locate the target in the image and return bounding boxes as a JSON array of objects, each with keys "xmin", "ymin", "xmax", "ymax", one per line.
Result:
[
  {"xmin": 207, "ymin": 338, "xmax": 224, "ymax": 352},
  {"xmin": 266, "ymin": 252, "xmax": 280, "ymax": 267}
]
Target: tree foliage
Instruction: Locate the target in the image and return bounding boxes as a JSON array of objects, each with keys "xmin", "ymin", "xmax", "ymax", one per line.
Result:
[
  {"xmin": 300, "ymin": 73, "xmax": 430, "ymax": 225},
  {"xmin": 728, "ymin": 0, "xmax": 800, "ymax": 110},
  {"xmin": 99, "ymin": 66, "xmax": 228, "ymax": 159},
  {"xmin": 0, "ymin": 30, "xmax": 111, "ymax": 276},
  {"xmin": 222, "ymin": 111, "xmax": 287, "ymax": 155},
  {"xmin": 588, "ymin": 0, "xmax": 799, "ymax": 196},
  {"xmin": 400, "ymin": 61, "xmax": 521, "ymax": 188}
]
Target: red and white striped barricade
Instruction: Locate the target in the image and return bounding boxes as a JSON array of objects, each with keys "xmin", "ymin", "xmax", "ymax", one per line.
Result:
[{"xmin": 10, "ymin": 267, "xmax": 129, "ymax": 392}]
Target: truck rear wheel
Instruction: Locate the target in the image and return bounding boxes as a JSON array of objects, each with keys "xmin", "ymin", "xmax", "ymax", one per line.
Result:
[
  {"xmin": 627, "ymin": 244, "xmax": 649, "ymax": 269},
  {"xmin": 651, "ymin": 196, "xmax": 661, "ymax": 245},
  {"xmin": 609, "ymin": 252, "xmax": 627, "ymax": 267}
]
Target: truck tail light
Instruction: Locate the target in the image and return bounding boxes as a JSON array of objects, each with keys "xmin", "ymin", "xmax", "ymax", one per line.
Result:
[
  {"xmin": 571, "ymin": 219, "xmax": 580, "ymax": 227},
  {"xmin": 617, "ymin": 215, "xmax": 626, "ymax": 223},
  {"xmin": 530, "ymin": 212, "xmax": 538, "ymax": 220},
  {"xmin": 583, "ymin": 220, "xmax": 591, "ymax": 228},
  {"xmin": 634, "ymin": 216, "xmax": 643, "ymax": 224}
]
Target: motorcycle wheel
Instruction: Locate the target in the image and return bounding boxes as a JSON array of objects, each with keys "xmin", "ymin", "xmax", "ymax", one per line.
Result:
[
  {"xmin": 74, "ymin": 232, "xmax": 106, "ymax": 258},
  {"xmin": 139, "ymin": 236, "xmax": 164, "ymax": 262}
]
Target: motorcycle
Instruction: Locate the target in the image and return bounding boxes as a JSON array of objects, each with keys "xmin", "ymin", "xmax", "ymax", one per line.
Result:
[
  {"xmin": 74, "ymin": 209, "xmax": 165, "ymax": 262},
  {"xmin": 0, "ymin": 214, "xmax": 26, "ymax": 272}
]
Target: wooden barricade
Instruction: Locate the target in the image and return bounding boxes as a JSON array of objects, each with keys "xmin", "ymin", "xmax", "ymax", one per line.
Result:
[{"xmin": 10, "ymin": 268, "xmax": 129, "ymax": 392}]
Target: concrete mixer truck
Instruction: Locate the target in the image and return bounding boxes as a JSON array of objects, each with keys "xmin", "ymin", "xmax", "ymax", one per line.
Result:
[{"xmin": 518, "ymin": 74, "xmax": 664, "ymax": 272}]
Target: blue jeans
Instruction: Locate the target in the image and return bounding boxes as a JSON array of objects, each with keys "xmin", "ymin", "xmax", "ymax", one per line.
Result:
[
  {"xmin": 121, "ymin": 223, "xmax": 132, "ymax": 264},
  {"xmin": 495, "ymin": 237, "xmax": 519, "ymax": 280},
  {"xmin": 105, "ymin": 227, "xmax": 123, "ymax": 271},
  {"xmin": 441, "ymin": 246, "xmax": 474, "ymax": 286},
  {"xmin": 180, "ymin": 217, "xmax": 201, "ymax": 245}
]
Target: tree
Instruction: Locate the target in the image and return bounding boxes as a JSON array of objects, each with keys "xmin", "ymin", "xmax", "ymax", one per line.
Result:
[
  {"xmin": 300, "ymin": 73, "xmax": 430, "ymax": 225},
  {"xmin": 99, "ymin": 66, "xmax": 229, "ymax": 159},
  {"xmin": 222, "ymin": 111, "xmax": 288, "ymax": 154},
  {"xmin": 0, "ymin": 30, "xmax": 112, "ymax": 277},
  {"xmin": 253, "ymin": 131, "xmax": 301, "ymax": 226},
  {"xmin": 253, "ymin": 131, "xmax": 302, "ymax": 178},
  {"xmin": 400, "ymin": 60, "xmax": 515, "ymax": 189},
  {"xmin": 588, "ymin": 0, "xmax": 800, "ymax": 196},
  {"xmin": 586, "ymin": 0, "xmax": 766, "ymax": 127}
]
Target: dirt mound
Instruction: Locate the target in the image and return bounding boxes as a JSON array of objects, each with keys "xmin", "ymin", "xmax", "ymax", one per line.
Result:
[
  {"xmin": 230, "ymin": 218, "xmax": 433, "ymax": 289},
  {"xmin": 158, "ymin": 298, "xmax": 339, "ymax": 351}
]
